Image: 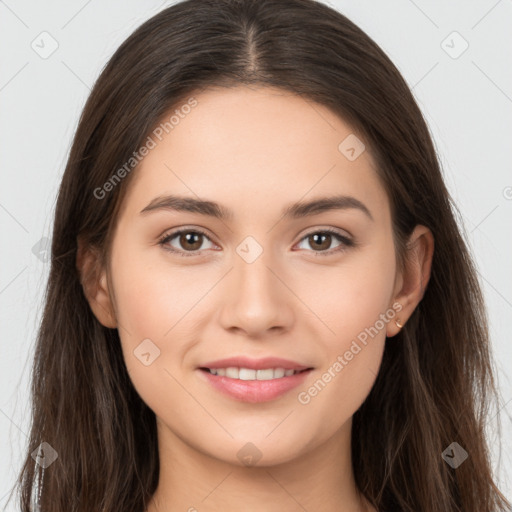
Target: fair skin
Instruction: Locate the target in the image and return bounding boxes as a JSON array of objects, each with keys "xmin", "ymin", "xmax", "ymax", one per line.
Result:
[{"xmin": 79, "ymin": 85, "xmax": 433, "ymax": 511}]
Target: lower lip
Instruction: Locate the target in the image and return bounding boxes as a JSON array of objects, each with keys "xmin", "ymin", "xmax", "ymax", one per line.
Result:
[{"xmin": 198, "ymin": 369, "xmax": 312, "ymax": 403}]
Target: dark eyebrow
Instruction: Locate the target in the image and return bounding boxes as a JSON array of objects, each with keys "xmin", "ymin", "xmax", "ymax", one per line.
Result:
[
  {"xmin": 140, "ymin": 194, "xmax": 373, "ymax": 222},
  {"xmin": 140, "ymin": 195, "xmax": 234, "ymax": 220},
  {"xmin": 282, "ymin": 195, "xmax": 373, "ymax": 222}
]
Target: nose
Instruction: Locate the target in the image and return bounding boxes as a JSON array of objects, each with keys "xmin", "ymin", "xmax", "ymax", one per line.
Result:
[{"xmin": 217, "ymin": 249, "xmax": 295, "ymax": 338}]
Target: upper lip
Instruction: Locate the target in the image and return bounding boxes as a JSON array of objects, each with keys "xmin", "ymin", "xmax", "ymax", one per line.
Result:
[{"xmin": 199, "ymin": 356, "xmax": 312, "ymax": 371}]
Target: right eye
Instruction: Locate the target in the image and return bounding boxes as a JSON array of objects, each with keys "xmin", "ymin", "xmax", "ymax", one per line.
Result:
[{"xmin": 158, "ymin": 228, "xmax": 217, "ymax": 257}]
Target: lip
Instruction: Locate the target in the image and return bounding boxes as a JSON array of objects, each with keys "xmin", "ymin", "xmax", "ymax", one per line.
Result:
[
  {"xmin": 198, "ymin": 369, "xmax": 312, "ymax": 403},
  {"xmin": 197, "ymin": 356, "xmax": 313, "ymax": 403},
  {"xmin": 199, "ymin": 356, "xmax": 311, "ymax": 371}
]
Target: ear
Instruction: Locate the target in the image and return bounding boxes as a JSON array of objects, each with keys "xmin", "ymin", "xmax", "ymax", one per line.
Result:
[
  {"xmin": 76, "ymin": 236, "xmax": 117, "ymax": 329},
  {"xmin": 386, "ymin": 225, "xmax": 434, "ymax": 337}
]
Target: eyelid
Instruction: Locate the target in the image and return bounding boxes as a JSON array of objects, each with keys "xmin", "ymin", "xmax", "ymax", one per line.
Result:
[
  {"xmin": 298, "ymin": 226, "xmax": 353, "ymax": 241},
  {"xmin": 158, "ymin": 225, "xmax": 214, "ymax": 242}
]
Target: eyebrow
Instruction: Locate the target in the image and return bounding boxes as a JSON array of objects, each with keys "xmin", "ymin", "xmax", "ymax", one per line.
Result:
[{"xmin": 140, "ymin": 194, "xmax": 374, "ymax": 222}]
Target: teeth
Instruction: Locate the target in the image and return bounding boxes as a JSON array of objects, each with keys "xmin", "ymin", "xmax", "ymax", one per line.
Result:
[
  {"xmin": 256, "ymin": 368, "xmax": 274, "ymax": 380},
  {"xmin": 226, "ymin": 367, "xmax": 238, "ymax": 378},
  {"xmin": 239, "ymin": 368, "xmax": 256, "ymax": 380},
  {"xmin": 207, "ymin": 367, "xmax": 303, "ymax": 380}
]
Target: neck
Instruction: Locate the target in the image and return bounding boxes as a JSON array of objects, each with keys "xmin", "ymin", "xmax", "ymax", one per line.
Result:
[{"xmin": 146, "ymin": 418, "xmax": 374, "ymax": 512}]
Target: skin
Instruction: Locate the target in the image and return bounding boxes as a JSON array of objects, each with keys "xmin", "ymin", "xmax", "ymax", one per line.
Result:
[{"xmin": 79, "ymin": 85, "xmax": 434, "ymax": 511}]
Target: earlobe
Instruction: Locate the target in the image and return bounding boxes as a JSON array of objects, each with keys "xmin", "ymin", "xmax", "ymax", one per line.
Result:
[
  {"xmin": 387, "ymin": 225, "xmax": 434, "ymax": 338},
  {"xmin": 76, "ymin": 238, "xmax": 117, "ymax": 329}
]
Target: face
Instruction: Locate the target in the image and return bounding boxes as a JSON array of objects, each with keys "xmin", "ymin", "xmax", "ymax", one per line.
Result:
[{"xmin": 103, "ymin": 85, "xmax": 402, "ymax": 466}]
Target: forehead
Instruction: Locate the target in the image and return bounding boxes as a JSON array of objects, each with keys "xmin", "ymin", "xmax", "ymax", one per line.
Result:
[{"xmin": 119, "ymin": 85, "xmax": 389, "ymax": 224}]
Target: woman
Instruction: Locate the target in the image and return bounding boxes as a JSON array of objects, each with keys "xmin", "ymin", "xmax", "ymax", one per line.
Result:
[{"xmin": 11, "ymin": 0, "xmax": 510, "ymax": 510}]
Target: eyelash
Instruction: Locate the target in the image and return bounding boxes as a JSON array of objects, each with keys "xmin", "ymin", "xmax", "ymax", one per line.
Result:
[{"xmin": 158, "ymin": 227, "xmax": 355, "ymax": 258}]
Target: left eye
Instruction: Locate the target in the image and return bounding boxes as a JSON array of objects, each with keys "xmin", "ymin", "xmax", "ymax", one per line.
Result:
[{"xmin": 295, "ymin": 229, "xmax": 353, "ymax": 255}]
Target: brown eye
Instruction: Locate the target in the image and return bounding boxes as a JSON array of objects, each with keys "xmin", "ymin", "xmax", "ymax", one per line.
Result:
[
  {"xmin": 296, "ymin": 229, "xmax": 354, "ymax": 255},
  {"xmin": 159, "ymin": 228, "xmax": 216, "ymax": 256},
  {"xmin": 178, "ymin": 232, "xmax": 204, "ymax": 251},
  {"xmin": 308, "ymin": 233, "xmax": 333, "ymax": 251}
]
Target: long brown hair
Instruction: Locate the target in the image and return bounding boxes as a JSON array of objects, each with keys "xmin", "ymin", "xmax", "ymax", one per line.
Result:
[{"xmin": 9, "ymin": 0, "xmax": 510, "ymax": 510}]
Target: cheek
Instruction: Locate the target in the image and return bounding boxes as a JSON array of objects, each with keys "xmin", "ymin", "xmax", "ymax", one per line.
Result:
[
  {"xmin": 110, "ymin": 255, "xmax": 203, "ymax": 418},
  {"xmin": 108, "ymin": 246, "xmax": 192, "ymax": 385},
  {"xmin": 298, "ymin": 246, "xmax": 396, "ymax": 343},
  {"xmin": 110, "ymin": 246, "xmax": 223, "ymax": 401},
  {"xmin": 111, "ymin": 246, "xmax": 204, "ymax": 344},
  {"xmin": 289, "ymin": 248, "xmax": 394, "ymax": 426},
  {"xmin": 291, "ymin": 338, "xmax": 385, "ymax": 449}
]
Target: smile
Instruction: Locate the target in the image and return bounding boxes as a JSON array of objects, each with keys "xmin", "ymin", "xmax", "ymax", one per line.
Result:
[{"xmin": 201, "ymin": 367, "xmax": 308, "ymax": 380}]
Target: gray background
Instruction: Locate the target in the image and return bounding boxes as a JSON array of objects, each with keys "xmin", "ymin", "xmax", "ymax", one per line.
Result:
[{"xmin": 1, "ymin": 0, "xmax": 511, "ymax": 509}]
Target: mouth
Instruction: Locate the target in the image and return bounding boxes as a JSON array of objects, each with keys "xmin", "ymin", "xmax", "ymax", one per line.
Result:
[
  {"xmin": 197, "ymin": 357, "xmax": 314, "ymax": 403},
  {"xmin": 199, "ymin": 366, "xmax": 311, "ymax": 380}
]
